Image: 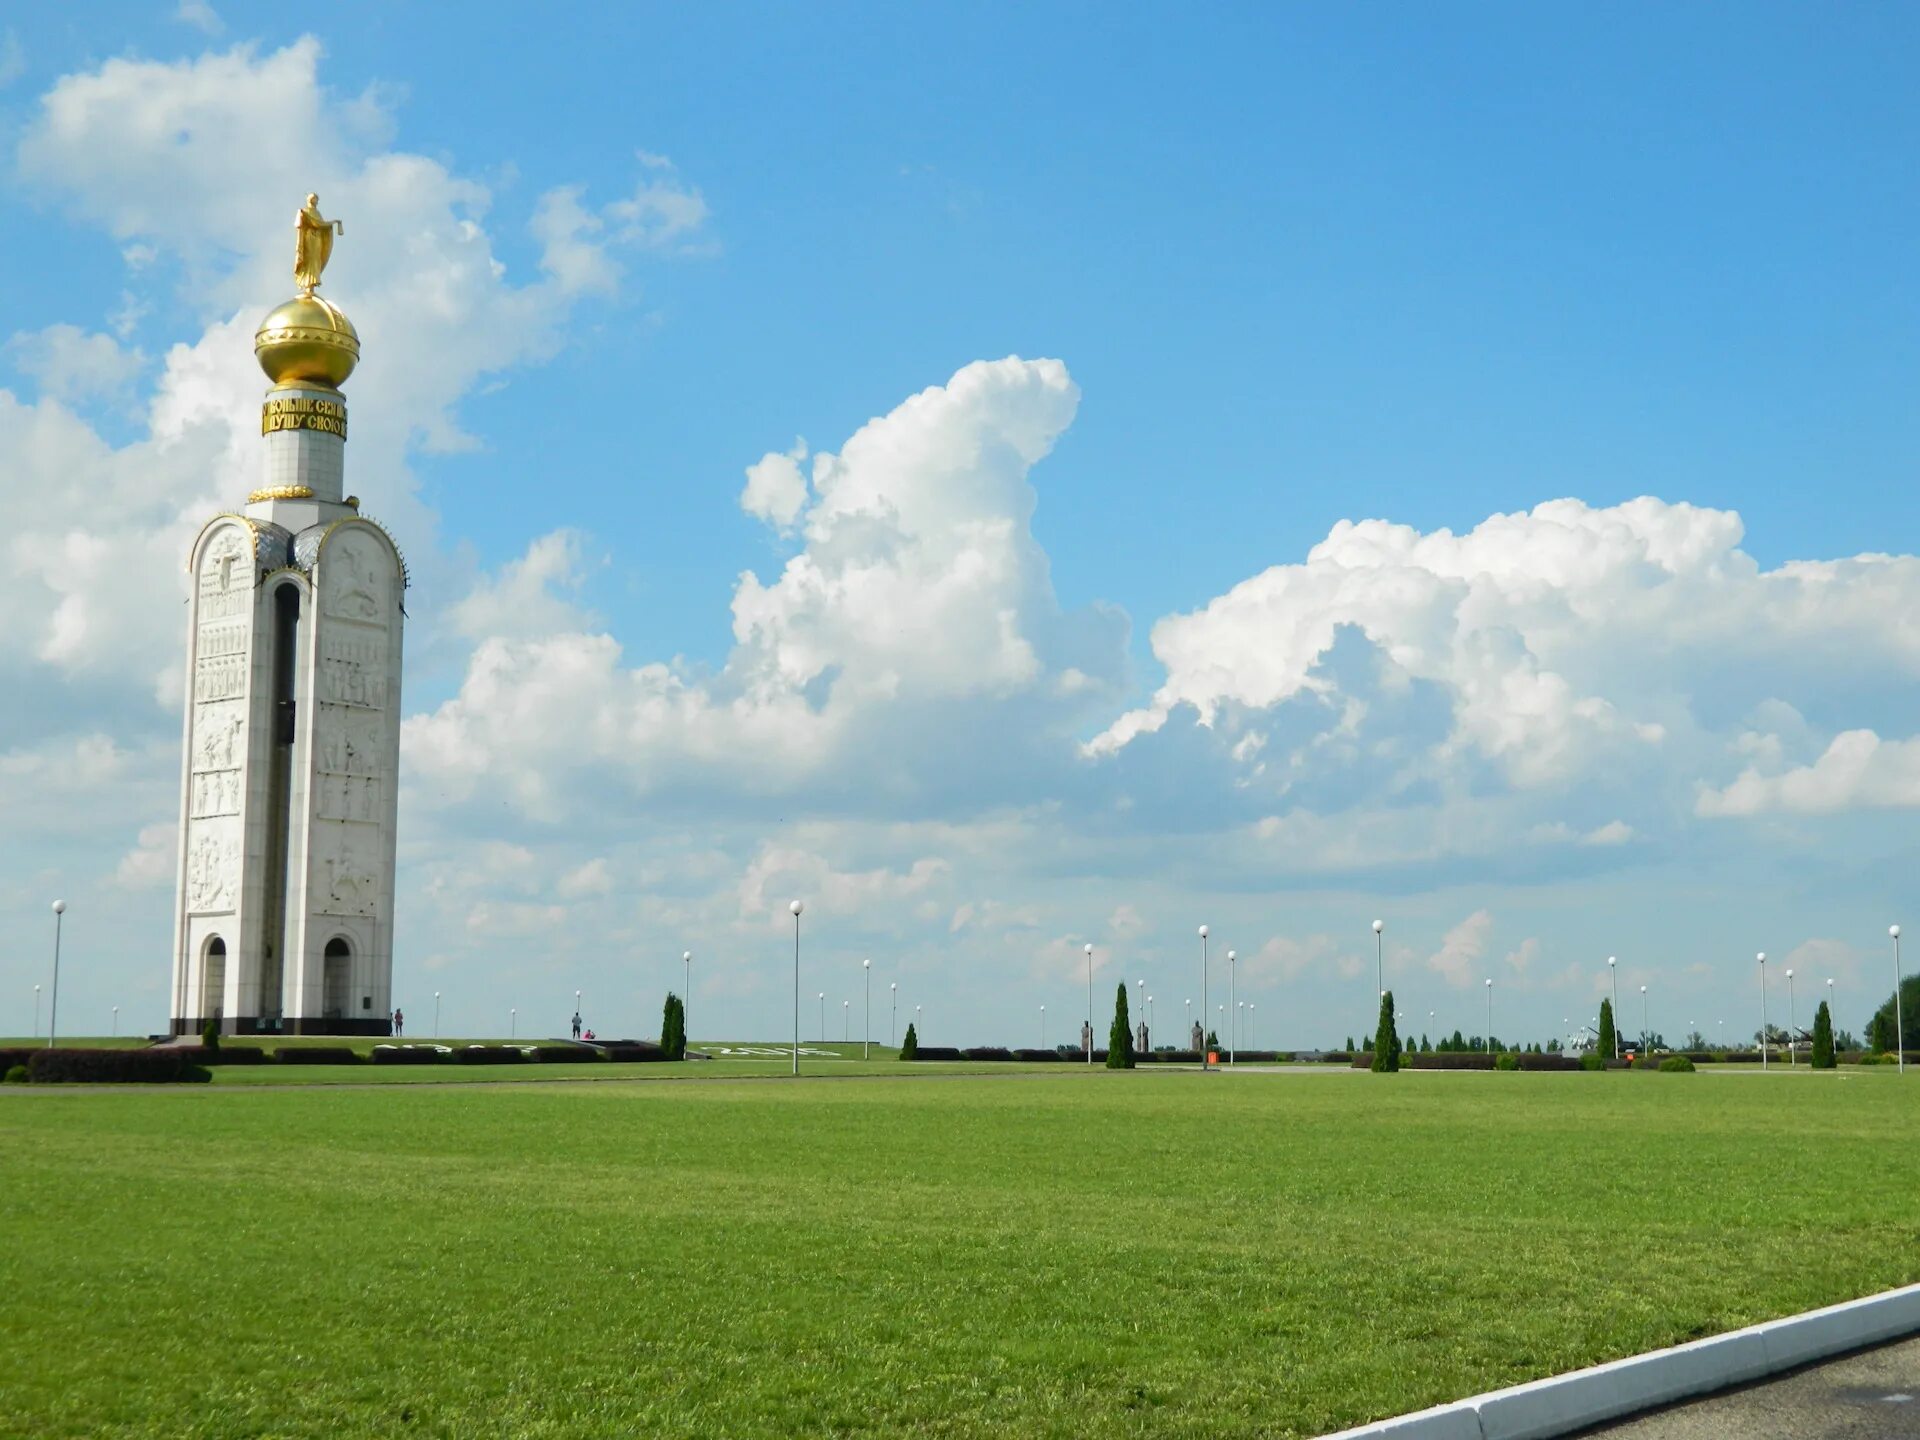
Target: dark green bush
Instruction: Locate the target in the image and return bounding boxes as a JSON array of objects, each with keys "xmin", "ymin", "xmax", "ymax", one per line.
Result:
[
  {"xmin": 1407, "ymin": 1053, "xmax": 1496, "ymax": 1070},
  {"xmin": 1011, "ymin": 1048, "xmax": 1062, "ymax": 1062},
  {"xmin": 909, "ymin": 1045, "xmax": 962, "ymax": 1061},
  {"xmin": 1580, "ymin": 1052, "xmax": 1608, "ymax": 1071},
  {"xmin": 1596, "ymin": 999, "xmax": 1616, "ymax": 1061},
  {"xmin": 277, "ymin": 1046, "xmax": 360, "ymax": 1065},
  {"xmin": 963, "ymin": 1046, "xmax": 1016, "ymax": 1061},
  {"xmin": 1495, "ymin": 1052, "xmax": 1520, "ymax": 1071},
  {"xmin": 1659, "ymin": 1056, "xmax": 1696, "ymax": 1073},
  {"xmin": 531, "ymin": 1045, "xmax": 595, "ymax": 1064},
  {"xmin": 602, "ymin": 1042, "xmax": 669, "ymax": 1063},
  {"xmin": 27, "ymin": 1049, "xmax": 211, "ymax": 1084},
  {"xmin": 456, "ymin": 1045, "xmax": 528, "ymax": 1065},
  {"xmin": 900, "ymin": 1022, "xmax": 918, "ymax": 1061},
  {"xmin": 4, "ymin": 1064, "xmax": 28, "ymax": 1084},
  {"xmin": 371, "ymin": 1044, "xmax": 451, "ymax": 1065},
  {"xmin": 1517, "ymin": 1053, "xmax": 1581, "ymax": 1071},
  {"xmin": 177, "ymin": 1045, "xmax": 266, "ymax": 1066},
  {"xmin": 0, "ymin": 1048, "xmax": 33, "ymax": 1074}
]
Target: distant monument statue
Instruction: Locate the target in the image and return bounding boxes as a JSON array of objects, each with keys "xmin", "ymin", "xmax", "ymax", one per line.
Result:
[
  {"xmin": 1136, "ymin": 1020, "xmax": 1149, "ymax": 1053},
  {"xmin": 1081, "ymin": 1020, "xmax": 1094, "ymax": 1057},
  {"xmin": 294, "ymin": 193, "xmax": 344, "ymax": 295},
  {"xmin": 1191, "ymin": 1020, "xmax": 1205, "ymax": 1051}
]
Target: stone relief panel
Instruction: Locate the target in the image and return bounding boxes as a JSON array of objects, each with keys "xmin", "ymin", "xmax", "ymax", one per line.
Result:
[
  {"xmin": 311, "ymin": 831, "xmax": 381, "ymax": 917},
  {"xmin": 322, "ymin": 531, "xmax": 387, "ymax": 622},
  {"xmin": 318, "ymin": 634, "xmax": 388, "ymax": 709},
  {"xmin": 185, "ymin": 825, "xmax": 239, "ymax": 914}
]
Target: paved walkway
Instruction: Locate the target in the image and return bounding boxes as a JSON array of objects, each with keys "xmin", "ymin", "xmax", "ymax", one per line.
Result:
[{"xmin": 1580, "ymin": 1334, "xmax": 1920, "ymax": 1438}]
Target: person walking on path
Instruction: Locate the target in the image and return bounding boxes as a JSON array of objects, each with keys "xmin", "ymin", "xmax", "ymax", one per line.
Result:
[
  {"xmin": 392, "ymin": 1008, "xmax": 404, "ymax": 1037},
  {"xmin": 571, "ymin": 1011, "xmax": 582, "ymax": 1040}
]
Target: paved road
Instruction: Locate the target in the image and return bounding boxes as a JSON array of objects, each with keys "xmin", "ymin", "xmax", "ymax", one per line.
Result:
[{"xmin": 1580, "ymin": 1334, "xmax": 1920, "ymax": 1438}]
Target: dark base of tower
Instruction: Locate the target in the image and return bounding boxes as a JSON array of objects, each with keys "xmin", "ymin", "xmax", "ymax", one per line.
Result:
[{"xmin": 169, "ymin": 1016, "xmax": 394, "ymax": 1038}]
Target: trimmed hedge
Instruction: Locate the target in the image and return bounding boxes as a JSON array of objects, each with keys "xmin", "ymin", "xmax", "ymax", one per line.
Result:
[
  {"xmin": 456, "ymin": 1045, "xmax": 528, "ymax": 1065},
  {"xmin": 175, "ymin": 1045, "xmax": 268, "ymax": 1067},
  {"xmin": 276, "ymin": 1047, "xmax": 360, "ymax": 1065},
  {"xmin": 532, "ymin": 1045, "xmax": 599, "ymax": 1064},
  {"xmin": 1517, "ymin": 1053, "xmax": 1581, "ymax": 1071},
  {"xmin": 909, "ymin": 1046, "xmax": 964, "ymax": 1061},
  {"xmin": 601, "ymin": 1042, "xmax": 668, "ymax": 1063},
  {"xmin": 371, "ymin": 1045, "xmax": 453, "ymax": 1065},
  {"xmin": 1011, "ymin": 1048, "xmax": 1063, "ymax": 1062},
  {"xmin": 0, "ymin": 1048, "xmax": 35, "ymax": 1074},
  {"xmin": 1143, "ymin": 1049, "xmax": 1202, "ymax": 1064},
  {"xmin": 962, "ymin": 1046, "xmax": 1016, "ymax": 1062},
  {"xmin": 26, "ymin": 1048, "xmax": 211, "ymax": 1084}
]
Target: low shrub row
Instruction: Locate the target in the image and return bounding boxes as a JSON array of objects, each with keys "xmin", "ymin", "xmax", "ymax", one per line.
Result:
[
  {"xmin": 0, "ymin": 1048, "xmax": 34, "ymax": 1074},
  {"xmin": 601, "ymin": 1042, "xmax": 668, "ymax": 1063},
  {"xmin": 174, "ymin": 1045, "xmax": 268, "ymax": 1066},
  {"xmin": 909, "ymin": 1046, "xmax": 965, "ymax": 1061},
  {"xmin": 961, "ymin": 1046, "xmax": 1016, "ymax": 1061},
  {"xmin": 1011, "ymin": 1048, "xmax": 1062, "ymax": 1062},
  {"xmin": 456, "ymin": 1045, "xmax": 529, "ymax": 1065},
  {"xmin": 371, "ymin": 1045, "xmax": 451, "ymax": 1065},
  {"xmin": 24, "ymin": 1049, "xmax": 211, "ymax": 1084},
  {"xmin": 531, "ymin": 1045, "xmax": 595, "ymax": 1063}
]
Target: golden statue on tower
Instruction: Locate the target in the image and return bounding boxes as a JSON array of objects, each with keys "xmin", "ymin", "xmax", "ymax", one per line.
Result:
[{"xmin": 294, "ymin": 193, "xmax": 344, "ymax": 296}]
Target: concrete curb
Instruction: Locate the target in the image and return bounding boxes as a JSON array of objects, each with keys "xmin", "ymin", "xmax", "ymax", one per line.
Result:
[{"xmin": 1317, "ymin": 1282, "xmax": 1920, "ymax": 1440}]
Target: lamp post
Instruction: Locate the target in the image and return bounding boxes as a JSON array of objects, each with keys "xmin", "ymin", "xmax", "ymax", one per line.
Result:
[
  {"xmin": 1785, "ymin": 969, "xmax": 1796, "ymax": 1067},
  {"xmin": 1249, "ymin": 1002, "xmax": 1256, "ymax": 1048},
  {"xmin": 915, "ymin": 1004, "xmax": 921, "ymax": 1039},
  {"xmin": 818, "ymin": 991, "xmax": 825, "ymax": 1042},
  {"xmin": 683, "ymin": 951, "xmax": 692, "ymax": 1039},
  {"xmin": 789, "ymin": 900, "xmax": 804, "ymax": 1076},
  {"xmin": 433, "ymin": 990, "xmax": 441, "ymax": 1038},
  {"xmin": 1147, "ymin": 995, "xmax": 1154, "ymax": 1046},
  {"xmin": 890, "ymin": 982, "xmax": 897, "ymax": 1047},
  {"xmin": 1607, "ymin": 956, "xmax": 1619, "ymax": 1058},
  {"xmin": 1484, "ymin": 977, "xmax": 1493, "ymax": 1054},
  {"xmin": 1136, "ymin": 978, "xmax": 1145, "ymax": 1048},
  {"xmin": 1227, "ymin": 949, "xmax": 1237, "ymax": 1065},
  {"xmin": 1892, "ymin": 926, "xmax": 1905, "ymax": 1074},
  {"xmin": 862, "ymin": 958, "xmax": 871, "ymax": 1060},
  {"xmin": 33, "ymin": 984, "xmax": 41, "ymax": 1038},
  {"xmin": 111, "ymin": 1005, "xmax": 118, "ymax": 1038},
  {"xmin": 48, "ymin": 900, "xmax": 66, "ymax": 1050},
  {"xmin": 510, "ymin": 1007, "xmax": 516, "ymax": 1039},
  {"xmin": 1198, "ymin": 925, "xmax": 1211, "ymax": 1071},
  {"xmin": 1757, "ymin": 952, "xmax": 1768, "ymax": 1070},
  {"xmin": 1237, "ymin": 1000, "xmax": 1245, "ymax": 1055},
  {"xmin": 1086, "ymin": 942, "xmax": 1095, "ymax": 1065},
  {"xmin": 842, "ymin": 998, "xmax": 848, "ymax": 1042},
  {"xmin": 1640, "ymin": 983, "xmax": 1649, "ymax": 1054},
  {"xmin": 1040, "ymin": 1003, "xmax": 1046, "ymax": 1049},
  {"xmin": 1825, "ymin": 977, "xmax": 1833, "ymax": 1037},
  {"xmin": 1372, "ymin": 919, "xmax": 1384, "ymax": 1020},
  {"xmin": 1185, "ymin": 997, "xmax": 1192, "ymax": 1046}
]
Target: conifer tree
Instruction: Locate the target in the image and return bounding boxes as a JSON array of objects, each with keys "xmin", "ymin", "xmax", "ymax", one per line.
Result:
[
  {"xmin": 1810, "ymin": 1000, "xmax": 1836, "ymax": 1069},
  {"xmin": 1597, "ymin": 998, "xmax": 1617, "ymax": 1060},
  {"xmin": 660, "ymin": 992, "xmax": 686, "ymax": 1060},
  {"xmin": 1371, "ymin": 990, "xmax": 1401, "ymax": 1072},
  {"xmin": 899, "ymin": 1021, "xmax": 917, "ymax": 1060},
  {"xmin": 1108, "ymin": 982, "xmax": 1135, "ymax": 1069}
]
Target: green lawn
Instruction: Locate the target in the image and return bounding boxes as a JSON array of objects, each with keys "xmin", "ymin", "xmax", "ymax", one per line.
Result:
[{"xmin": 2, "ymin": 1068, "xmax": 1915, "ymax": 1438}]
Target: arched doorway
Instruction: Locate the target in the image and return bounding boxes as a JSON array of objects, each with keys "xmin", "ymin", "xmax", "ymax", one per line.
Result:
[
  {"xmin": 323, "ymin": 937, "xmax": 352, "ymax": 1020},
  {"xmin": 201, "ymin": 936, "xmax": 227, "ymax": 1023}
]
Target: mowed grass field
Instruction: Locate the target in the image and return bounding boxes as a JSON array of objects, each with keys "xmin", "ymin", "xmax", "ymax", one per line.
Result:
[{"xmin": 3, "ymin": 1068, "xmax": 1916, "ymax": 1439}]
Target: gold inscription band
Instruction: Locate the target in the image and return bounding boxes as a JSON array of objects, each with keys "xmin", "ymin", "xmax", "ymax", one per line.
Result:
[
  {"xmin": 248, "ymin": 485, "xmax": 317, "ymax": 502},
  {"xmin": 261, "ymin": 393, "xmax": 349, "ymax": 440}
]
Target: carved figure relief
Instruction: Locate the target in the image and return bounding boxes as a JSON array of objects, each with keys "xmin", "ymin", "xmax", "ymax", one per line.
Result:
[
  {"xmin": 320, "ymin": 852, "xmax": 379, "ymax": 916},
  {"xmin": 194, "ymin": 707, "xmax": 243, "ymax": 770},
  {"xmin": 324, "ymin": 536, "xmax": 384, "ymax": 621},
  {"xmin": 187, "ymin": 831, "xmax": 237, "ymax": 912},
  {"xmin": 197, "ymin": 531, "xmax": 251, "ymax": 621},
  {"xmin": 189, "ymin": 769, "xmax": 243, "ymax": 819},
  {"xmin": 319, "ymin": 634, "xmax": 386, "ymax": 708},
  {"xmin": 316, "ymin": 772, "xmax": 382, "ymax": 823}
]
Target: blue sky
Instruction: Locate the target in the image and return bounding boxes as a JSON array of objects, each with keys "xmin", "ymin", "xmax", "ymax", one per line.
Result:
[{"xmin": 1, "ymin": 5, "xmax": 1916, "ymax": 1048}]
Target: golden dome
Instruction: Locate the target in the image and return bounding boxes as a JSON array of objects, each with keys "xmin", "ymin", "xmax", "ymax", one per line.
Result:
[{"xmin": 254, "ymin": 294, "xmax": 359, "ymax": 390}]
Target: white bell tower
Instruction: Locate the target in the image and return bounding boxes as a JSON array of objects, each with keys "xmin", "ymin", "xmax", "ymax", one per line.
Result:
[{"xmin": 170, "ymin": 196, "xmax": 406, "ymax": 1036}]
